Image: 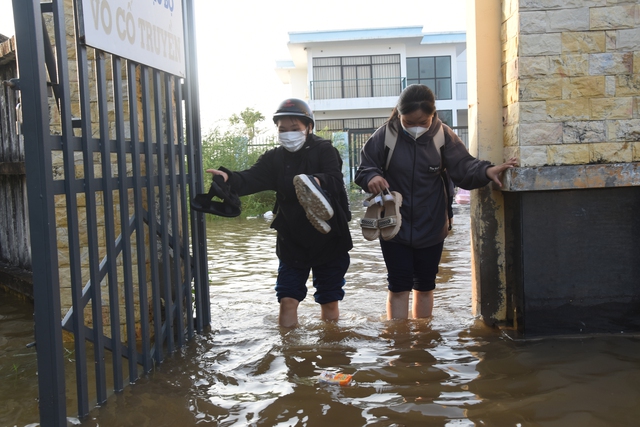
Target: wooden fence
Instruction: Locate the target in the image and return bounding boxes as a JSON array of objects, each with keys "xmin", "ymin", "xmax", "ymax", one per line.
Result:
[{"xmin": 0, "ymin": 36, "xmax": 32, "ymax": 296}]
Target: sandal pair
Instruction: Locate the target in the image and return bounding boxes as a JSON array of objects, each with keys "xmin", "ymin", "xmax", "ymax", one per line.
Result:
[{"xmin": 360, "ymin": 189, "xmax": 402, "ymax": 241}]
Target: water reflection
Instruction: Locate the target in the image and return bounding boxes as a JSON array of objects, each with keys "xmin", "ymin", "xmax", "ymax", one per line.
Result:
[
  {"xmin": 3, "ymin": 194, "xmax": 640, "ymax": 426},
  {"xmin": 0, "ymin": 292, "xmax": 39, "ymax": 425}
]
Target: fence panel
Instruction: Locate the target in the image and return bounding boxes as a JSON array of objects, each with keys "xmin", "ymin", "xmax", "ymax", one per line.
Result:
[{"xmin": 11, "ymin": 0, "xmax": 209, "ymax": 425}]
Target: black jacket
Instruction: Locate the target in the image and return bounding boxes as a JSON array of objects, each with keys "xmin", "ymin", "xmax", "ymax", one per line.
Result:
[
  {"xmin": 355, "ymin": 115, "xmax": 492, "ymax": 248},
  {"xmin": 226, "ymin": 134, "xmax": 353, "ymax": 268}
]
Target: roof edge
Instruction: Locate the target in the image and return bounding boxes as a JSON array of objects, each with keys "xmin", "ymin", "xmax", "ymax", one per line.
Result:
[{"xmin": 289, "ymin": 26, "xmax": 427, "ymax": 44}]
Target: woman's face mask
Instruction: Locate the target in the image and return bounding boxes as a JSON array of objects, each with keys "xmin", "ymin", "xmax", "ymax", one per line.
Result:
[
  {"xmin": 401, "ymin": 125, "xmax": 429, "ymax": 140},
  {"xmin": 278, "ymin": 130, "xmax": 307, "ymax": 152},
  {"xmin": 400, "ymin": 110, "xmax": 433, "ymax": 140}
]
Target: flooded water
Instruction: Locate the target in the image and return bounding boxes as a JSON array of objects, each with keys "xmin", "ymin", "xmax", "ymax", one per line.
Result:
[{"xmin": 3, "ymin": 193, "xmax": 640, "ymax": 426}]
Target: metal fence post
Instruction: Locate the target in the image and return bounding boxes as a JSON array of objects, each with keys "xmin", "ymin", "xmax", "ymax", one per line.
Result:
[{"xmin": 11, "ymin": 0, "xmax": 67, "ymax": 425}]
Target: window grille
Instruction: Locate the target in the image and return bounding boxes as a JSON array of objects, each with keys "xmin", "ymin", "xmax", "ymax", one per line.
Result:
[
  {"xmin": 407, "ymin": 56, "xmax": 452, "ymax": 100},
  {"xmin": 311, "ymin": 55, "xmax": 402, "ymax": 100}
]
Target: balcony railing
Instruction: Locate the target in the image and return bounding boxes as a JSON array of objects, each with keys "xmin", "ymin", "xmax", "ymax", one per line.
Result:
[
  {"xmin": 310, "ymin": 77, "xmax": 406, "ymax": 100},
  {"xmin": 456, "ymin": 82, "xmax": 467, "ymax": 100},
  {"xmin": 452, "ymin": 126, "xmax": 469, "ymax": 149}
]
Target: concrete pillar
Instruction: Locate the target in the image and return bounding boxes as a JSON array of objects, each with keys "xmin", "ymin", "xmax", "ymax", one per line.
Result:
[
  {"xmin": 468, "ymin": 0, "xmax": 640, "ymax": 337},
  {"xmin": 466, "ymin": 0, "xmax": 508, "ymax": 324}
]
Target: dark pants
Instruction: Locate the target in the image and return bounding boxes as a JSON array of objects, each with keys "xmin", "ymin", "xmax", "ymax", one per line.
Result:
[
  {"xmin": 379, "ymin": 240, "xmax": 444, "ymax": 292},
  {"xmin": 275, "ymin": 252, "xmax": 350, "ymax": 304}
]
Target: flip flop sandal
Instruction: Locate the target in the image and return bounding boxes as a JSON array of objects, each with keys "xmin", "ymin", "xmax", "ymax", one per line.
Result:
[
  {"xmin": 210, "ymin": 174, "xmax": 241, "ymax": 208},
  {"xmin": 362, "ymin": 192, "xmax": 385, "ymax": 208},
  {"xmin": 197, "ymin": 200, "xmax": 242, "ymax": 217},
  {"xmin": 360, "ymin": 192, "xmax": 384, "ymax": 241},
  {"xmin": 379, "ymin": 190, "xmax": 402, "ymax": 241},
  {"xmin": 190, "ymin": 179, "xmax": 241, "ymax": 217}
]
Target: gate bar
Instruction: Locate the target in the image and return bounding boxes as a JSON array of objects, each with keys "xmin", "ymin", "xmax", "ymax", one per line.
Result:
[
  {"xmin": 182, "ymin": 0, "xmax": 209, "ymax": 330},
  {"xmin": 165, "ymin": 74, "xmax": 186, "ymax": 346},
  {"xmin": 96, "ymin": 50, "xmax": 125, "ymax": 393},
  {"xmin": 140, "ymin": 66, "xmax": 164, "ymax": 364},
  {"xmin": 49, "ymin": 0, "xmax": 92, "ymax": 416},
  {"xmin": 175, "ymin": 79, "xmax": 195, "ymax": 340},
  {"xmin": 113, "ymin": 55, "xmax": 140, "ymax": 384},
  {"xmin": 75, "ymin": 23, "xmax": 108, "ymax": 404},
  {"xmin": 154, "ymin": 70, "xmax": 175, "ymax": 355},
  {"xmin": 127, "ymin": 61, "xmax": 153, "ymax": 374},
  {"xmin": 11, "ymin": 0, "xmax": 67, "ymax": 425}
]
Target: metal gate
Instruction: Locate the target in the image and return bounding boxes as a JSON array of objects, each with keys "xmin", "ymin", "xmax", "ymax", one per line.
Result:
[
  {"xmin": 11, "ymin": 1, "xmax": 209, "ymax": 425},
  {"xmin": 348, "ymin": 129, "xmax": 374, "ymax": 183}
]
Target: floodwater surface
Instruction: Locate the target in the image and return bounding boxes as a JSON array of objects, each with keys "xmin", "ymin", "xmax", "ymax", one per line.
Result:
[{"xmin": 2, "ymin": 194, "xmax": 640, "ymax": 426}]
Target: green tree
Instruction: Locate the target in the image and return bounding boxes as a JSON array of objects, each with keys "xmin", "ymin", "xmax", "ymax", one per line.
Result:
[
  {"xmin": 228, "ymin": 107, "xmax": 265, "ymax": 142},
  {"xmin": 200, "ymin": 115, "xmax": 277, "ymax": 219}
]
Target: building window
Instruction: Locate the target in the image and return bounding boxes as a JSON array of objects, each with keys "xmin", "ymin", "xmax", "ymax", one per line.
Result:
[
  {"xmin": 438, "ymin": 110, "xmax": 453, "ymax": 127},
  {"xmin": 312, "ymin": 55, "xmax": 402, "ymax": 100},
  {"xmin": 407, "ymin": 56, "xmax": 452, "ymax": 100},
  {"xmin": 456, "ymin": 109, "xmax": 468, "ymax": 127}
]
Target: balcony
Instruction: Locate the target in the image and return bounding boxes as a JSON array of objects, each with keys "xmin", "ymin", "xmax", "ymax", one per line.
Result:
[{"xmin": 310, "ymin": 77, "xmax": 406, "ymax": 101}]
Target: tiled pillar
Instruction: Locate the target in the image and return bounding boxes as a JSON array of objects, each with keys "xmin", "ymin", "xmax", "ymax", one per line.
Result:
[{"xmin": 469, "ymin": 0, "xmax": 640, "ymax": 336}]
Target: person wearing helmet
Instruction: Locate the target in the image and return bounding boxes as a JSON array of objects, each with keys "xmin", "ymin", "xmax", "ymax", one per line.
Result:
[{"xmin": 206, "ymin": 98, "xmax": 353, "ymax": 328}]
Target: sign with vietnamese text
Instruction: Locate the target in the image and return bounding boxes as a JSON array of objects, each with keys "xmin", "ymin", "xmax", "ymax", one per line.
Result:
[{"xmin": 80, "ymin": 0, "xmax": 185, "ymax": 77}]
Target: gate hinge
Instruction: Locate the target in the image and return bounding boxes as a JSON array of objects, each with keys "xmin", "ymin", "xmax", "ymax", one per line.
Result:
[{"xmin": 2, "ymin": 78, "xmax": 21, "ymax": 91}]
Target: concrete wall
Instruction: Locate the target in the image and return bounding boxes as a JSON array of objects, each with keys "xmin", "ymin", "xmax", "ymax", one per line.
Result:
[{"xmin": 502, "ymin": 0, "xmax": 640, "ymax": 167}]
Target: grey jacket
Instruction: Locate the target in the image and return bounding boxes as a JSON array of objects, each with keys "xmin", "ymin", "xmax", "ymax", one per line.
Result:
[{"xmin": 355, "ymin": 115, "xmax": 492, "ymax": 248}]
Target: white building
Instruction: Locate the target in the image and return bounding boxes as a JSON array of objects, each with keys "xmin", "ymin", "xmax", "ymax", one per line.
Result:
[{"xmin": 276, "ymin": 26, "xmax": 468, "ymax": 135}]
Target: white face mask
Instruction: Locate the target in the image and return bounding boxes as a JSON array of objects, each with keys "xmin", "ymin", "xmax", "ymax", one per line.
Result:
[
  {"xmin": 278, "ymin": 131, "xmax": 307, "ymax": 152},
  {"xmin": 402, "ymin": 125, "xmax": 429, "ymax": 140}
]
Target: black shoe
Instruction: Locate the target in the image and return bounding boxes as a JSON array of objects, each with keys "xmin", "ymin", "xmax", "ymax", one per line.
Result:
[
  {"xmin": 210, "ymin": 174, "xmax": 241, "ymax": 208},
  {"xmin": 191, "ymin": 197, "xmax": 241, "ymax": 217},
  {"xmin": 191, "ymin": 175, "xmax": 241, "ymax": 217}
]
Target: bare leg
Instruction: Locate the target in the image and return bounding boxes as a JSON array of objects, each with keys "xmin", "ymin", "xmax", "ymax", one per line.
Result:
[
  {"xmin": 320, "ymin": 301, "xmax": 339, "ymax": 322},
  {"xmin": 412, "ymin": 290, "xmax": 434, "ymax": 318},
  {"xmin": 279, "ymin": 297, "xmax": 300, "ymax": 328},
  {"xmin": 387, "ymin": 290, "xmax": 410, "ymax": 320}
]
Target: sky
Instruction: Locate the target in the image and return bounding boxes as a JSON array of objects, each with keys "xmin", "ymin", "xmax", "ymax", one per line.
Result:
[{"xmin": 0, "ymin": 0, "xmax": 466, "ymax": 133}]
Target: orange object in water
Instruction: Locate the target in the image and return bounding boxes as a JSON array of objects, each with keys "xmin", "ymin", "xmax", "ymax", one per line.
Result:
[{"xmin": 317, "ymin": 371, "xmax": 353, "ymax": 386}]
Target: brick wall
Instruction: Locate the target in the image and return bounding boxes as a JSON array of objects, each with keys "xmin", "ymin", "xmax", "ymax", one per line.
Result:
[
  {"xmin": 502, "ymin": 0, "xmax": 640, "ymax": 169},
  {"xmin": 48, "ymin": 1, "xmax": 153, "ymax": 339}
]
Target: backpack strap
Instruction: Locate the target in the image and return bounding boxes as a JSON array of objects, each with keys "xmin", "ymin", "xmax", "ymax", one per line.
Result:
[
  {"xmin": 433, "ymin": 126, "xmax": 451, "ymax": 230},
  {"xmin": 433, "ymin": 126, "xmax": 445, "ymax": 155},
  {"xmin": 384, "ymin": 125, "xmax": 398, "ymax": 171}
]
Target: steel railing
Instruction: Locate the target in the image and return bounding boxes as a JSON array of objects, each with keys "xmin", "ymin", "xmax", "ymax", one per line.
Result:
[{"xmin": 310, "ymin": 77, "xmax": 406, "ymax": 100}]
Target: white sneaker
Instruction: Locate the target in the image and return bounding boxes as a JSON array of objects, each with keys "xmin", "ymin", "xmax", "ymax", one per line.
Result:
[{"xmin": 293, "ymin": 174, "xmax": 334, "ymax": 221}]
